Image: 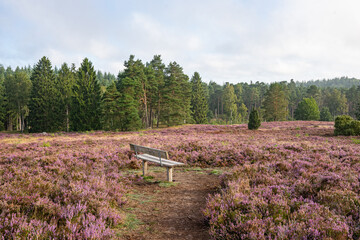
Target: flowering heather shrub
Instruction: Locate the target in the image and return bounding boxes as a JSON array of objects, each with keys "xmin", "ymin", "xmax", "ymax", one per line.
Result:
[
  {"xmin": 0, "ymin": 133, "xmax": 141, "ymax": 238},
  {"xmin": 202, "ymin": 122, "xmax": 360, "ymax": 239},
  {"xmin": 1, "ymin": 121, "xmax": 359, "ymax": 239}
]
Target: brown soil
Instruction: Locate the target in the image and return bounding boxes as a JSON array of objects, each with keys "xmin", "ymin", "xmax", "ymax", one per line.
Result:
[{"xmin": 120, "ymin": 168, "xmax": 221, "ymax": 240}]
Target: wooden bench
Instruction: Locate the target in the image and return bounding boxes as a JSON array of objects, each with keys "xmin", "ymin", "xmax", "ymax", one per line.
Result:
[{"xmin": 130, "ymin": 144, "xmax": 184, "ymax": 182}]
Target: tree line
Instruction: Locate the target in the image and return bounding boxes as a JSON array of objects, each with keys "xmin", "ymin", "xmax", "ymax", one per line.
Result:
[{"xmin": 0, "ymin": 55, "xmax": 359, "ymax": 132}]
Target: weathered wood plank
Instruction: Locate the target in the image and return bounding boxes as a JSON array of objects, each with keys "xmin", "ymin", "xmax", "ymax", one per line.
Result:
[
  {"xmin": 143, "ymin": 160, "xmax": 148, "ymax": 176},
  {"xmin": 130, "ymin": 144, "xmax": 169, "ymax": 159},
  {"xmin": 167, "ymin": 167, "xmax": 173, "ymax": 182},
  {"xmin": 137, "ymin": 155, "xmax": 176, "ymax": 167},
  {"xmin": 139, "ymin": 154, "xmax": 184, "ymax": 166}
]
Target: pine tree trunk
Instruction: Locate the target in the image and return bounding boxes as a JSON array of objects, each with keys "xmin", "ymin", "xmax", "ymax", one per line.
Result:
[
  {"xmin": 143, "ymin": 93, "xmax": 149, "ymax": 128},
  {"xmin": 21, "ymin": 113, "xmax": 25, "ymax": 133},
  {"xmin": 149, "ymin": 104, "xmax": 153, "ymax": 128},
  {"xmin": 157, "ymin": 97, "xmax": 161, "ymax": 128},
  {"xmin": 8, "ymin": 115, "xmax": 13, "ymax": 131},
  {"xmin": 66, "ymin": 105, "xmax": 69, "ymax": 132},
  {"xmin": 18, "ymin": 104, "xmax": 21, "ymax": 131}
]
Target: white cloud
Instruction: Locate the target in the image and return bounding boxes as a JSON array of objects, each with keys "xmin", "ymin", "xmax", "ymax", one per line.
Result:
[{"xmin": 1, "ymin": 0, "xmax": 360, "ymax": 83}]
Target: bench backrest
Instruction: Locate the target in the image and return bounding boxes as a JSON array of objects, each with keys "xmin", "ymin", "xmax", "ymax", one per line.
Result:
[{"xmin": 130, "ymin": 144, "xmax": 169, "ymax": 159}]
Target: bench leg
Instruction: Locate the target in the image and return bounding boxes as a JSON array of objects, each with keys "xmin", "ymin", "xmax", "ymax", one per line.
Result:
[
  {"xmin": 142, "ymin": 160, "xmax": 148, "ymax": 176},
  {"xmin": 167, "ymin": 167, "xmax": 173, "ymax": 182}
]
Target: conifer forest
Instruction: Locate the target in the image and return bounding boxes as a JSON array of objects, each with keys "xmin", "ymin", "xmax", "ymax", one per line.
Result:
[{"xmin": 1, "ymin": 55, "xmax": 360, "ymax": 133}]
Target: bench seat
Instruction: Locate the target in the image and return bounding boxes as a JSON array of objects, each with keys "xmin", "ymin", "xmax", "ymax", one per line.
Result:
[{"xmin": 136, "ymin": 154, "xmax": 184, "ymax": 167}]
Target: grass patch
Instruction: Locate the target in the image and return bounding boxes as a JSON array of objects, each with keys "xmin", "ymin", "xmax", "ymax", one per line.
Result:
[
  {"xmin": 352, "ymin": 138, "xmax": 360, "ymax": 144},
  {"xmin": 185, "ymin": 167, "xmax": 203, "ymax": 171},
  {"xmin": 120, "ymin": 213, "xmax": 143, "ymax": 230},
  {"xmin": 42, "ymin": 142, "xmax": 51, "ymax": 147},
  {"xmin": 158, "ymin": 181, "xmax": 178, "ymax": 188},
  {"xmin": 151, "ymin": 167, "xmax": 166, "ymax": 172},
  {"xmin": 143, "ymin": 175, "xmax": 154, "ymax": 180},
  {"xmin": 210, "ymin": 169, "xmax": 223, "ymax": 175},
  {"xmin": 126, "ymin": 191, "xmax": 153, "ymax": 204}
]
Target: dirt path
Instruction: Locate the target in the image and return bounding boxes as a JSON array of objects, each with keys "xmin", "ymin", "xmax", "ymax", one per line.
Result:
[{"xmin": 121, "ymin": 168, "xmax": 221, "ymax": 240}]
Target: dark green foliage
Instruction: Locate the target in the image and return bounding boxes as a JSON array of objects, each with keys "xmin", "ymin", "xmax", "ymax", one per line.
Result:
[
  {"xmin": 248, "ymin": 109, "xmax": 261, "ymax": 130},
  {"xmin": 297, "ymin": 77, "xmax": 360, "ymax": 89},
  {"xmin": 294, "ymin": 97, "xmax": 320, "ymax": 121},
  {"xmin": 57, "ymin": 63, "xmax": 76, "ymax": 132},
  {"xmin": 208, "ymin": 81, "xmax": 223, "ymax": 119},
  {"xmin": 347, "ymin": 86, "xmax": 360, "ymax": 118},
  {"xmin": 334, "ymin": 115, "xmax": 360, "ymax": 136},
  {"xmin": 117, "ymin": 76, "xmax": 141, "ymax": 131},
  {"xmin": 4, "ymin": 56, "xmax": 360, "ymax": 133},
  {"xmin": 148, "ymin": 55, "xmax": 166, "ymax": 128},
  {"xmin": 101, "ymin": 82, "xmax": 121, "ymax": 130},
  {"xmin": 263, "ymin": 83, "xmax": 288, "ymax": 121},
  {"xmin": 320, "ymin": 107, "xmax": 333, "ymax": 121},
  {"xmin": 191, "ymin": 72, "xmax": 208, "ymax": 124},
  {"xmin": 71, "ymin": 58, "xmax": 101, "ymax": 131},
  {"xmin": 161, "ymin": 62, "xmax": 192, "ymax": 126},
  {"xmin": 323, "ymin": 88, "xmax": 347, "ymax": 117},
  {"xmin": 223, "ymin": 83, "xmax": 238, "ymax": 124},
  {"xmin": 28, "ymin": 57, "xmax": 62, "ymax": 132},
  {"xmin": 0, "ymin": 65, "xmax": 6, "ymax": 130},
  {"xmin": 116, "ymin": 55, "xmax": 142, "ymax": 131}
]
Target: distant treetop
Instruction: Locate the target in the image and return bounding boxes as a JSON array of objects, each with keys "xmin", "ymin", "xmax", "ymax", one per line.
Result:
[{"xmin": 296, "ymin": 77, "xmax": 360, "ymax": 89}]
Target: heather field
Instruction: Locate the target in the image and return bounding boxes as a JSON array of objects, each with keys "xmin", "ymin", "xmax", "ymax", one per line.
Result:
[{"xmin": 1, "ymin": 121, "xmax": 360, "ymax": 239}]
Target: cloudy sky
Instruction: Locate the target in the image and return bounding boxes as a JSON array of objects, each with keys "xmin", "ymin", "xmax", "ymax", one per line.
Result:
[{"xmin": 1, "ymin": 0, "xmax": 360, "ymax": 84}]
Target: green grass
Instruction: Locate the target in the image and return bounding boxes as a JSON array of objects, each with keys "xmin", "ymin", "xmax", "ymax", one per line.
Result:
[
  {"xmin": 42, "ymin": 142, "xmax": 51, "ymax": 147},
  {"xmin": 118, "ymin": 213, "xmax": 143, "ymax": 232},
  {"xmin": 158, "ymin": 181, "xmax": 178, "ymax": 188},
  {"xmin": 352, "ymin": 138, "xmax": 360, "ymax": 144},
  {"xmin": 210, "ymin": 169, "xmax": 223, "ymax": 175},
  {"xmin": 126, "ymin": 191, "xmax": 153, "ymax": 204}
]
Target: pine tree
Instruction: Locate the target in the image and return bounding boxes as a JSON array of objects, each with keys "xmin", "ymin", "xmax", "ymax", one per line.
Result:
[
  {"xmin": 294, "ymin": 97, "xmax": 320, "ymax": 120},
  {"xmin": 162, "ymin": 62, "xmax": 191, "ymax": 126},
  {"xmin": 263, "ymin": 83, "xmax": 289, "ymax": 121},
  {"xmin": 148, "ymin": 55, "xmax": 166, "ymax": 128},
  {"xmin": 116, "ymin": 56, "xmax": 142, "ymax": 131},
  {"xmin": 248, "ymin": 109, "xmax": 261, "ymax": 130},
  {"xmin": 323, "ymin": 88, "xmax": 347, "ymax": 117},
  {"xmin": 223, "ymin": 83, "xmax": 238, "ymax": 124},
  {"xmin": 0, "ymin": 65, "xmax": 6, "ymax": 130},
  {"xmin": 57, "ymin": 63, "xmax": 76, "ymax": 131},
  {"xmin": 191, "ymin": 72, "xmax": 208, "ymax": 124},
  {"xmin": 28, "ymin": 56, "xmax": 62, "ymax": 132},
  {"xmin": 238, "ymin": 103, "xmax": 248, "ymax": 123},
  {"xmin": 71, "ymin": 58, "xmax": 101, "ymax": 131},
  {"xmin": 4, "ymin": 67, "xmax": 15, "ymax": 131},
  {"xmin": 208, "ymin": 81, "xmax": 223, "ymax": 119},
  {"xmin": 101, "ymin": 82, "xmax": 121, "ymax": 130}
]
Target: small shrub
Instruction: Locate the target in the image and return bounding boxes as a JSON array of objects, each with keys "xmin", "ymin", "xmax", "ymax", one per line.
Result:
[
  {"xmin": 248, "ymin": 109, "xmax": 261, "ymax": 130},
  {"xmin": 334, "ymin": 115, "xmax": 360, "ymax": 136},
  {"xmin": 42, "ymin": 142, "xmax": 51, "ymax": 147}
]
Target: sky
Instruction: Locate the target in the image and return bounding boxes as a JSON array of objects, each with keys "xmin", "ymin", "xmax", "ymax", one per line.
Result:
[{"xmin": 1, "ymin": 0, "xmax": 360, "ymax": 84}]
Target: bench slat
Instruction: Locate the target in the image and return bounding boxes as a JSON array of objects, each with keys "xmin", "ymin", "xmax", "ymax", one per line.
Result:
[
  {"xmin": 130, "ymin": 144, "xmax": 169, "ymax": 159},
  {"xmin": 137, "ymin": 155, "xmax": 176, "ymax": 167},
  {"xmin": 140, "ymin": 154, "xmax": 184, "ymax": 166}
]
